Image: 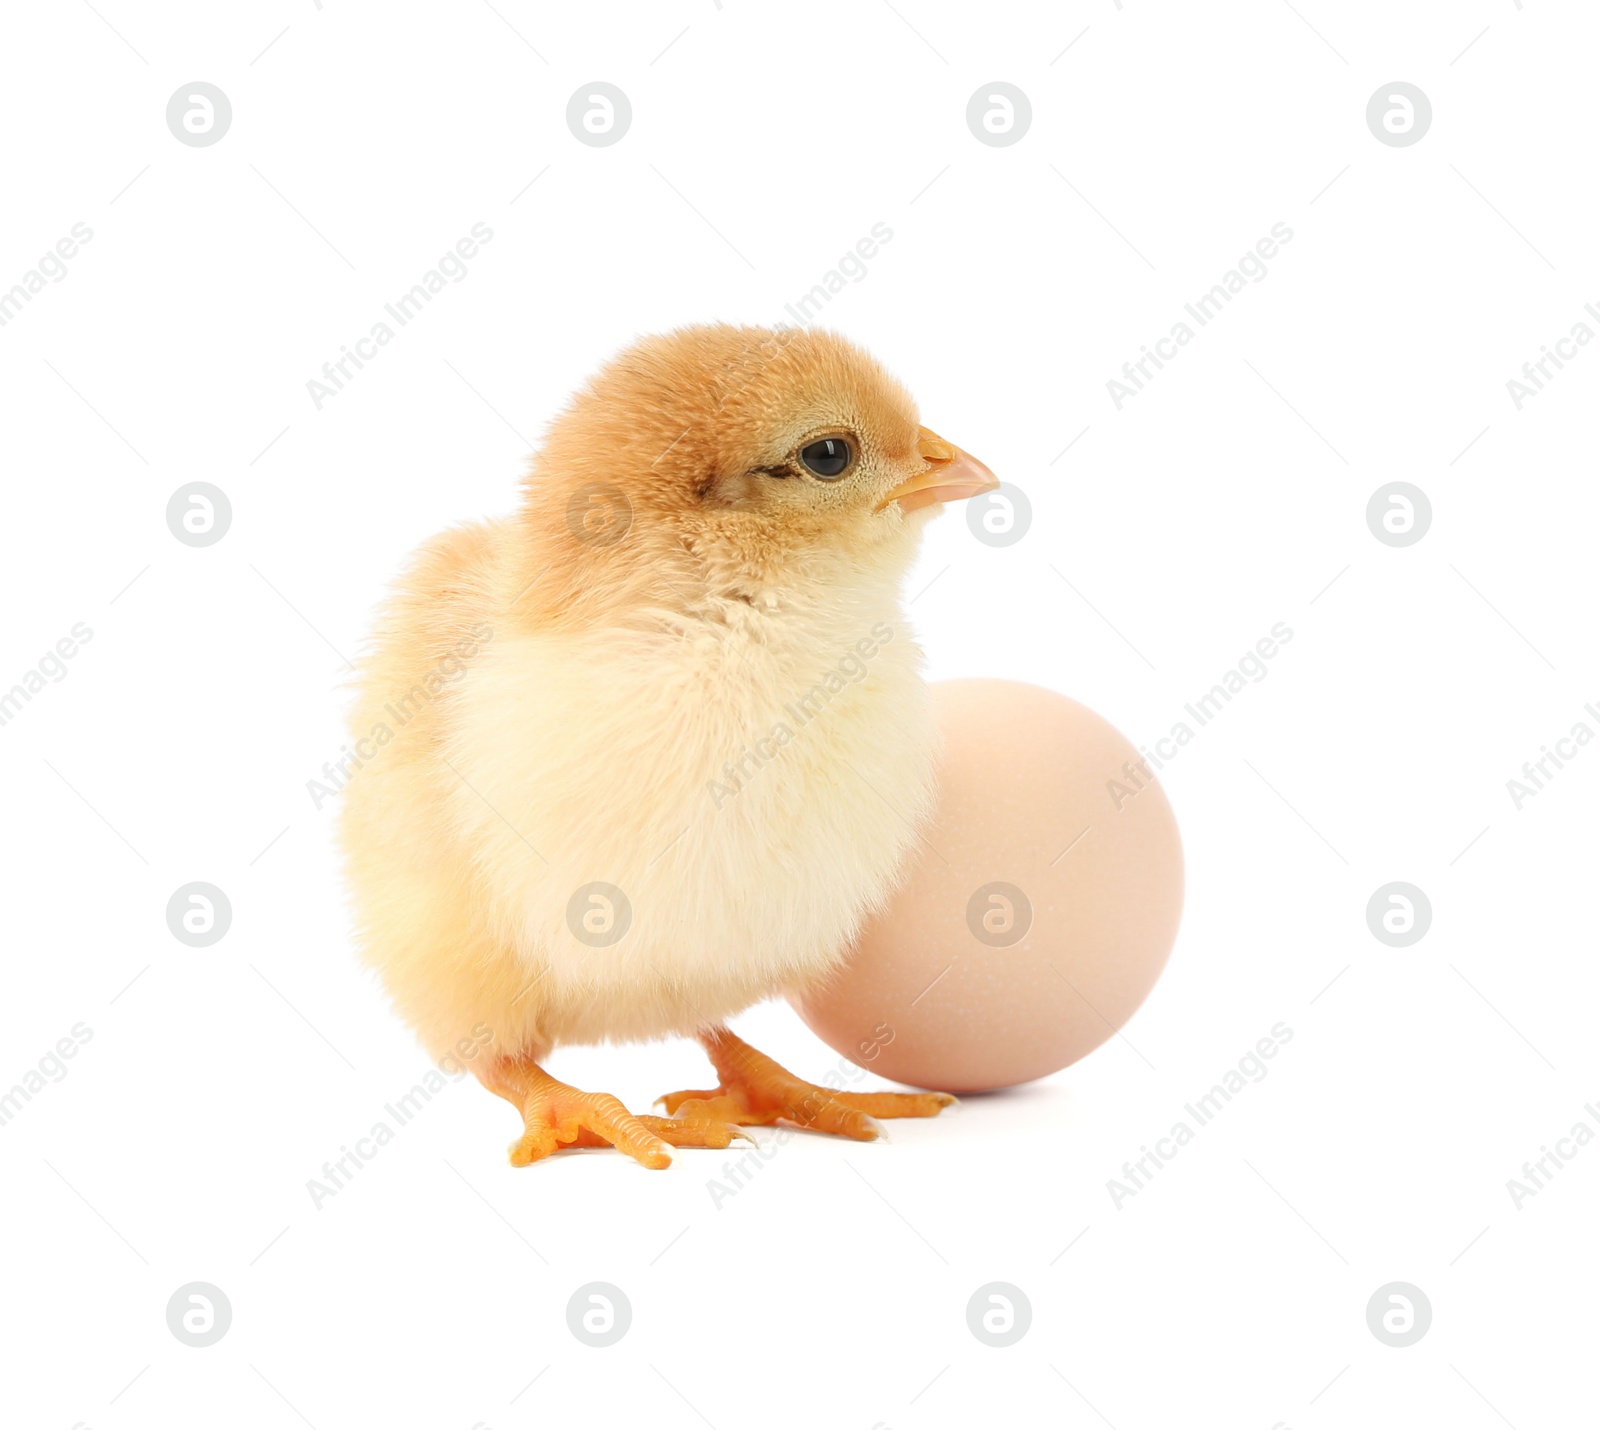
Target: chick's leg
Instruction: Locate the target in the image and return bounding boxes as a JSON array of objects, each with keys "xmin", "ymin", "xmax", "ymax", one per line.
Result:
[
  {"xmin": 658, "ymin": 1028, "xmax": 955, "ymax": 1141},
  {"xmin": 481, "ymin": 1056, "xmax": 750, "ymax": 1170}
]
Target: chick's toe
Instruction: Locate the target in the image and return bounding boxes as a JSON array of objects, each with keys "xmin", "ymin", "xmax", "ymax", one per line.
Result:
[
  {"xmin": 656, "ymin": 1028, "xmax": 956, "ymax": 1141},
  {"xmin": 485, "ymin": 1057, "xmax": 752, "ymax": 1169}
]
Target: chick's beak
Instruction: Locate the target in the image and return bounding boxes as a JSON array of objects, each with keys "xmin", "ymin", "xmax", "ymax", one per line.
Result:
[{"xmin": 875, "ymin": 427, "xmax": 1001, "ymax": 514}]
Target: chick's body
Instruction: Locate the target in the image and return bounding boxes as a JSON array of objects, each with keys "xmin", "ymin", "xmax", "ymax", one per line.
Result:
[
  {"xmin": 340, "ymin": 327, "xmax": 970, "ymax": 1087},
  {"xmin": 340, "ymin": 504, "xmax": 934, "ymax": 1061}
]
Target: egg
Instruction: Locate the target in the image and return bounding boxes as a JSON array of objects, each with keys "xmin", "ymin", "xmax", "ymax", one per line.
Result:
[{"xmin": 792, "ymin": 678, "xmax": 1183, "ymax": 1093}]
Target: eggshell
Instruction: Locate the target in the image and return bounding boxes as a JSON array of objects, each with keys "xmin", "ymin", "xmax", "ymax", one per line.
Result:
[{"xmin": 792, "ymin": 679, "xmax": 1183, "ymax": 1093}]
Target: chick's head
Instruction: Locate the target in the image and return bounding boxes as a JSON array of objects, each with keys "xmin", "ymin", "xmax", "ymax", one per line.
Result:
[{"xmin": 518, "ymin": 325, "xmax": 998, "ymax": 617}]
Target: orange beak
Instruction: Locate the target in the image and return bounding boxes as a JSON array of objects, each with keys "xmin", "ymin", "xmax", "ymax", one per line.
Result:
[{"xmin": 875, "ymin": 427, "xmax": 1001, "ymax": 514}]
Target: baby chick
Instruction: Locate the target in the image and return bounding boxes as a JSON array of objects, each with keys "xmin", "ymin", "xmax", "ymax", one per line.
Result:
[{"xmin": 341, "ymin": 325, "xmax": 998, "ymax": 1168}]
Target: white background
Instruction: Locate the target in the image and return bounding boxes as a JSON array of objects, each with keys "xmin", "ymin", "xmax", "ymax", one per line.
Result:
[{"xmin": 2, "ymin": 2, "xmax": 1596, "ymax": 1427}]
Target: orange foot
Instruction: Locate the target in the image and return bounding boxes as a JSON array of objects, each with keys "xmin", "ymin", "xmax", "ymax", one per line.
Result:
[
  {"xmin": 482, "ymin": 1057, "xmax": 752, "ymax": 1170},
  {"xmin": 658, "ymin": 1027, "xmax": 956, "ymax": 1141}
]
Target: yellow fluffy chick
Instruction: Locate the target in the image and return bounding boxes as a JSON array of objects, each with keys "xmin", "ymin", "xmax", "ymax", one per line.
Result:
[{"xmin": 341, "ymin": 324, "xmax": 998, "ymax": 1168}]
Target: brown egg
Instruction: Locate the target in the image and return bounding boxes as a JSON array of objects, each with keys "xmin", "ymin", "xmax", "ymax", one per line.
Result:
[{"xmin": 793, "ymin": 679, "xmax": 1183, "ymax": 1093}]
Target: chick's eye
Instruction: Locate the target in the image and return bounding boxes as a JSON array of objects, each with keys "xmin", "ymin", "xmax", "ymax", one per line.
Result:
[{"xmin": 799, "ymin": 437, "xmax": 852, "ymax": 479}]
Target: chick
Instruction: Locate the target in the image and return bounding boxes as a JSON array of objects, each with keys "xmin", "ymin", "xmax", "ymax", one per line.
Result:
[{"xmin": 341, "ymin": 325, "xmax": 999, "ymax": 1168}]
